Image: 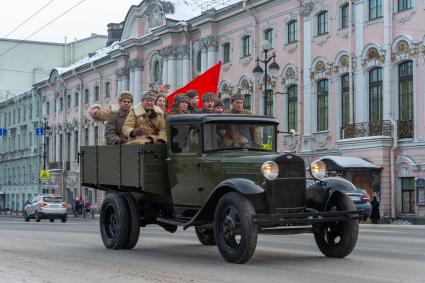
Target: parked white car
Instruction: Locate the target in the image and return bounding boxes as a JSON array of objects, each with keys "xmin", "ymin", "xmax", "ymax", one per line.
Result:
[{"xmin": 23, "ymin": 194, "xmax": 68, "ymax": 222}]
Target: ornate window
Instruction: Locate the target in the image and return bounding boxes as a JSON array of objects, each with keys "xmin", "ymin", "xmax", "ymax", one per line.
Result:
[
  {"xmin": 94, "ymin": 86, "xmax": 99, "ymax": 101},
  {"xmin": 341, "ymin": 4, "xmax": 349, "ymax": 29},
  {"xmin": 66, "ymin": 95, "xmax": 71, "ymax": 109},
  {"xmin": 287, "ymin": 21, "xmax": 297, "ymax": 44},
  {"xmin": 242, "ymin": 36, "xmax": 251, "ymax": 57},
  {"xmin": 153, "ymin": 60, "xmax": 161, "ymax": 83},
  {"xmin": 398, "ymin": 0, "xmax": 413, "ymax": 12},
  {"xmin": 105, "ymin": 82, "xmax": 111, "ymax": 98},
  {"xmin": 264, "ymin": 28, "xmax": 274, "ymax": 48},
  {"xmin": 287, "ymin": 85, "xmax": 298, "ymax": 131},
  {"xmin": 399, "ymin": 60, "xmax": 413, "ymax": 121},
  {"xmin": 401, "ymin": 177, "xmax": 415, "ymax": 214},
  {"xmin": 84, "ymin": 89, "xmax": 89, "ymax": 104},
  {"xmin": 317, "ymin": 11, "xmax": 328, "ymax": 35},
  {"xmin": 240, "ymin": 80, "xmax": 251, "ymax": 110},
  {"xmin": 317, "ymin": 79, "xmax": 328, "ymax": 131},
  {"xmin": 74, "ymin": 92, "xmax": 79, "ymax": 107},
  {"xmin": 223, "ymin": 43, "xmax": 230, "ymax": 64},
  {"xmin": 369, "ymin": 0, "xmax": 383, "ymax": 20},
  {"xmin": 341, "ymin": 74, "xmax": 350, "ymax": 127},
  {"xmin": 369, "ymin": 67, "xmax": 383, "ymax": 122}
]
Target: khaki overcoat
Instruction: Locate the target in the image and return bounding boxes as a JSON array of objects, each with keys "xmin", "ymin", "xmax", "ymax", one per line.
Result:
[
  {"xmin": 105, "ymin": 108, "xmax": 129, "ymax": 145},
  {"xmin": 123, "ymin": 104, "xmax": 167, "ymax": 144}
]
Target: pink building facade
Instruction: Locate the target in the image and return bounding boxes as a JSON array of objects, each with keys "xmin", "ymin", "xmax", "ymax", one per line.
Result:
[{"xmin": 35, "ymin": 0, "xmax": 425, "ymax": 221}]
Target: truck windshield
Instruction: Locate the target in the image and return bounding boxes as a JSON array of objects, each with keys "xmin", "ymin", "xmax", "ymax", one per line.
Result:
[{"xmin": 203, "ymin": 122, "xmax": 276, "ymax": 152}]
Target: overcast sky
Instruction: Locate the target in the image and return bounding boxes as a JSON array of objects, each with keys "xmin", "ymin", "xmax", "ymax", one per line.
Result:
[{"xmin": 0, "ymin": 0, "xmax": 143, "ymax": 43}]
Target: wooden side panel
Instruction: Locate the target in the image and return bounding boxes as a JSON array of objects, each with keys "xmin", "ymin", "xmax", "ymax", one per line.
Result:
[
  {"xmin": 98, "ymin": 146, "xmax": 121, "ymax": 186},
  {"xmin": 80, "ymin": 146, "xmax": 97, "ymax": 185},
  {"xmin": 121, "ymin": 145, "xmax": 141, "ymax": 188},
  {"xmin": 140, "ymin": 144, "xmax": 169, "ymax": 196}
]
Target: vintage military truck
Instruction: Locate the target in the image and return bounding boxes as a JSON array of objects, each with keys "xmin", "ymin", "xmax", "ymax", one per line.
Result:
[{"xmin": 80, "ymin": 114, "xmax": 361, "ymax": 264}]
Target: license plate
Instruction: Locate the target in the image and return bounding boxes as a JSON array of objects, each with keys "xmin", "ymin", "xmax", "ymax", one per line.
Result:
[
  {"xmin": 349, "ymin": 196, "xmax": 361, "ymax": 202},
  {"xmin": 50, "ymin": 205, "xmax": 59, "ymax": 208}
]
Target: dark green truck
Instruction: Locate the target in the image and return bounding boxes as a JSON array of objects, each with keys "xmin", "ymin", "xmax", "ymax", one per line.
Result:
[{"xmin": 80, "ymin": 114, "xmax": 361, "ymax": 264}]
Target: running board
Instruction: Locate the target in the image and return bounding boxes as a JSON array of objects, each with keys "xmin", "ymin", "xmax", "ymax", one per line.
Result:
[
  {"xmin": 258, "ymin": 227, "xmax": 313, "ymax": 235},
  {"xmin": 156, "ymin": 217, "xmax": 191, "ymax": 226}
]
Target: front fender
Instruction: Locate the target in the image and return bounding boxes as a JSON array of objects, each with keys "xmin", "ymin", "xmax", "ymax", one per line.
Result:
[
  {"xmin": 306, "ymin": 177, "xmax": 356, "ymax": 212},
  {"xmin": 183, "ymin": 178, "xmax": 264, "ymax": 229}
]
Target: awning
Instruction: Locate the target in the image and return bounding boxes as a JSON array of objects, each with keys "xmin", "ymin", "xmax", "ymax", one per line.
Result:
[{"xmin": 319, "ymin": 155, "xmax": 381, "ymax": 171}]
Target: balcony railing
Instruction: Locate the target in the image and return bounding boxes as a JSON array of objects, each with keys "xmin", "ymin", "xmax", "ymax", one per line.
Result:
[
  {"xmin": 398, "ymin": 120, "xmax": 413, "ymax": 139},
  {"xmin": 341, "ymin": 120, "xmax": 393, "ymax": 139}
]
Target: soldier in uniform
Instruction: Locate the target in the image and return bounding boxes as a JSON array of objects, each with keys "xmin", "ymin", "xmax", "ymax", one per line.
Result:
[
  {"xmin": 105, "ymin": 91, "xmax": 133, "ymax": 145},
  {"xmin": 186, "ymin": 89, "xmax": 201, "ymax": 113},
  {"xmin": 89, "ymin": 103, "xmax": 118, "ymax": 123},
  {"xmin": 214, "ymin": 99, "xmax": 224, "ymax": 113},
  {"xmin": 123, "ymin": 90, "xmax": 167, "ymax": 144},
  {"xmin": 168, "ymin": 95, "xmax": 190, "ymax": 116},
  {"xmin": 201, "ymin": 92, "xmax": 216, "ymax": 113},
  {"xmin": 224, "ymin": 93, "xmax": 252, "ymax": 115}
]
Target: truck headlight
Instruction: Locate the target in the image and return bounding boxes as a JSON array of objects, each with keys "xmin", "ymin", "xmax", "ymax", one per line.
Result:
[
  {"xmin": 310, "ymin": 160, "xmax": 327, "ymax": 180},
  {"xmin": 261, "ymin": 161, "xmax": 279, "ymax": 180}
]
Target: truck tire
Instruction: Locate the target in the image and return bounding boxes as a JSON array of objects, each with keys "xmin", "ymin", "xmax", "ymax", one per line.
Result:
[
  {"xmin": 100, "ymin": 193, "xmax": 130, "ymax": 250},
  {"xmin": 121, "ymin": 193, "xmax": 140, "ymax": 249},
  {"xmin": 313, "ymin": 192, "xmax": 359, "ymax": 258},
  {"xmin": 195, "ymin": 226, "xmax": 216, "ymax": 246},
  {"xmin": 214, "ymin": 192, "xmax": 258, "ymax": 264}
]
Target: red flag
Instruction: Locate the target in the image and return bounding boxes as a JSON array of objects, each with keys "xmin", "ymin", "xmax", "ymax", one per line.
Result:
[{"xmin": 167, "ymin": 61, "xmax": 222, "ymax": 111}]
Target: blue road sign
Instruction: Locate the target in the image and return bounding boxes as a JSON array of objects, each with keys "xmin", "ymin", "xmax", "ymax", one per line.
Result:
[
  {"xmin": 0, "ymin": 128, "xmax": 7, "ymax": 136},
  {"xmin": 36, "ymin": 128, "xmax": 45, "ymax": 136}
]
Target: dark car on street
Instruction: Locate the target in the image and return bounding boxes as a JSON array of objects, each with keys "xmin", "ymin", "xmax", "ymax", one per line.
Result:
[
  {"xmin": 80, "ymin": 114, "xmax": 362, "ymax": 264},
  {"xmin": 346, "ymin": 188, "xmax": 371, "ymax": 220}
]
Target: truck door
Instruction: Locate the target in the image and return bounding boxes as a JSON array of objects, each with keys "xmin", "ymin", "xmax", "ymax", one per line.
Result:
[{"xmin": 167, "ymin": 123, "xmax": 202, "ymax": 206}]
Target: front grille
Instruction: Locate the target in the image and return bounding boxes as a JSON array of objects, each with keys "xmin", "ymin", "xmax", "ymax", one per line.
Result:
[{"xmin": 270, "ymin": 153, "xmax": 306, "ymax": 209}]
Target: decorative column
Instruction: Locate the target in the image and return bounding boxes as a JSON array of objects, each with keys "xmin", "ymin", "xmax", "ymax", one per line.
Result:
[
  {"xmin": 164, "ymin": 45, "xmax": 178, "ymax": 92},
  {"xmin": 181, "ymin": 45, "xmax": 190, "ymax": 85},
  {"xmin": 354, "ymin": 1, "xmax": 365, "ymax": 123},
  {"xmin": 129, "ymin": 70, "xmax": 135, "ymax": 95},
  {"xmin": 300, "ymin": 3, "xmax": 313, "ymax": 151},
  {"xmin": 55, "ymin": 127, "xmax": 61, "ymax": 162},
  {"xmin": 129, "ymin": 58, "xmax": 144, "ymax": 103},
  {"xmin": 203, "ymin": 36, "xmax": 218, "ymax": 69},
  {"xmin": 115, "ymin": 69, "xmax": 123, "ymax": 93},
  {"xmin": 162, "ymin": 55, "xmax": 168, "ymax": 86},
  {"xmin": 201, "ymin": 46, "xmax": 208, "ymax": 73},
  {"xmin": 122, "ymin": 67, "xmax": 129, "ymax": 91}
]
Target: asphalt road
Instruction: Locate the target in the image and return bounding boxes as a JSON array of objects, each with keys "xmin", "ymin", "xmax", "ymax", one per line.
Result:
[{"xmin": 0, "ymin": 217, "xmax": 424, "ymax": 283}]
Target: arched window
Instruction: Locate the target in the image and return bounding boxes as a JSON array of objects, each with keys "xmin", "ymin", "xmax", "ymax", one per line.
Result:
[
  {"xmin": 196, "ymin": 50, "xmax": 202, "ymax": 72},
  {"xmin": 369, "ymin": 67, "xmax": 383, "ymax": 122},
  {"xmin": 317, "ymin": 79, "xmax": 329, "ymax": 131},
  {"xmin": 341, "ymin": 74, "xmax": 350, "ymax": 127},
  {"xmin": 153, "ymin": 60, "xmax": 161, "ymax": 83},
  {"xmin": 240, "ymin": 80, "xmax": 251, "ymax": 111},
  {"xmin": 287, "ymin": 85, "xmax": 298, "ymax": 131}
]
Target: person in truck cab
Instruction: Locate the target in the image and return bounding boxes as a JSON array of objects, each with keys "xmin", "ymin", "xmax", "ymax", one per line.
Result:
[
  {"xmin": 221, "ymin": 124, "xmax": 248, "ymax": 147},
  {"xmin": 123, "ymin": 90, "xmax": 167, "ymax": 144},
  {"xmin": 105, "ymin": 91, "xmax": 133, "ymax": 145}
]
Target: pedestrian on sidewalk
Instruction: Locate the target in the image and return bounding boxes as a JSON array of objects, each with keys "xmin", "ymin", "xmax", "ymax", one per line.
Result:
[{"xmin": 370, "ymin": 196, "xmax": 380, "ymax": 224}]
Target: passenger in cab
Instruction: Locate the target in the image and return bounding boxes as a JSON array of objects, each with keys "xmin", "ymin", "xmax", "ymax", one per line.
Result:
[
  {"xmin": 201, "ymin": 92, "xmax": 216, "ymax": 113},
  {"xmin": 224, "ymin": 93, "xmax": 252, "ymax": 115},
  {"xmin": 221, "ymin": 124, "xmax": 248, "ymax": 147},
  {"xmin": 105, "ymin": 91, "xmax": 133, "ymax": 145},
  {"xmin": 123, "ymin": 90, "xmax": 167, "ymax": 144}
]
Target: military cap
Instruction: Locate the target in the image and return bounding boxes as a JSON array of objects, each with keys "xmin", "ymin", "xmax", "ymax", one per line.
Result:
[
  {"xmin": 230, "ymin": 93, "xmax": 244, "ymax": 102},
  {"xmin": 202, "ymin": 92, "xmax": 216, "ymax": 102},
  {"xmin": 177, "ymin": 94, "xmax": 190, "ymax": 104},
  {"xmin": 142, "ymin": 90, "xmax": 157, "ymax": 101},
  {"xmin": 118, "ymin": 91, "xmax": 133, "ymax": 102},
  {"xmin": 186, "ymin": 89, "xmax": 198, "ymax": 99}
]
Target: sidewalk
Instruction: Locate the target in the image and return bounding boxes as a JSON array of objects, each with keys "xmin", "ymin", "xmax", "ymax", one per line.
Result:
[{"xmin": 0, "ymin": 212, "xmax": 98, "ymax": 221}]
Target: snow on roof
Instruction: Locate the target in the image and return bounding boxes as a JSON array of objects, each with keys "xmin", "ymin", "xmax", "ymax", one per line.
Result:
[
  {"xmin": 55, "ymin": 41, "xmax": 121, "ymax": 75},
  {"xmin": 167, "ymin": 0, "xmax": 241, "ymax": 21},
  {"xmin": 319, "ymin": 156, "xmax": 380, "ymax": 169}
]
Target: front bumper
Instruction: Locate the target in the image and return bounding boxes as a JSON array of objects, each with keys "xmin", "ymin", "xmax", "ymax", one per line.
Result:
[{"xmin": 253, "ymin": 210, "xmax": 363, "ymax": 226}]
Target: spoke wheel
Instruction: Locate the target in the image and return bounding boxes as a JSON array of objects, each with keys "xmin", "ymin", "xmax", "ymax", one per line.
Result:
[
  {"xmin": 314, "ymin": 192, "xmax": 359, "ymax": 258},
  {"xmin": 100, "ymin": 193, "xmax": 130, "ymax": 250},
  {"xmin": 214, "ymin": 192, "xmax": 257, "ymax": 264}
]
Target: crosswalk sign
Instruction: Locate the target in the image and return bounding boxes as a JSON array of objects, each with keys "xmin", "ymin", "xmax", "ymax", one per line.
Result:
[{"xmin": 39, "ymin": 170, "xmax": 50, "ymax": 181}]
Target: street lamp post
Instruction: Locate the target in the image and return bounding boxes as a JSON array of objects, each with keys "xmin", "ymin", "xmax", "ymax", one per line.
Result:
[{"xmin": 252, "ymin": 40, "xmax": 280, "ymax": 116}]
